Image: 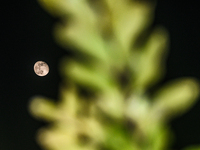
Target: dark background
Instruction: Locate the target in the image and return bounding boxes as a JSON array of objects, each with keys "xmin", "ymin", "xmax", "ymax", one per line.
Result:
[{"xmin": 1, "ymin": 1, "xmax": 200, "ymax": 150}]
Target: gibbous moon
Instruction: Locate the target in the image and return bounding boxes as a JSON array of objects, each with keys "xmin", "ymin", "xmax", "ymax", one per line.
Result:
[{"xmin": 34, "ymin": 61, "xmax": 49, "ymax": 76}]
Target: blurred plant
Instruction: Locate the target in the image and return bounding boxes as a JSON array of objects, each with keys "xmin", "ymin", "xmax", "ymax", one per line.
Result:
[{"xmin": 29, "ymin": 0, "xmax": 200, "ymax": 150}]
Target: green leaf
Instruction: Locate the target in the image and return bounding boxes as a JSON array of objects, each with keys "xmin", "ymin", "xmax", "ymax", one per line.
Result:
[
  {"xmin": 29, "ymin": 97, "xmax": 57, "ymax": 121},
  {"xmin": 60, "ymin": 59, "xmax": 115, "ymax": 92},
  {"xmin": 131, "ymin": 27, "xmax": 169, "ymax": 93},
  {"xmin": 104, "ymin": 0, "xmax": 155, "ymax": 52},
  {"xmin": 152, "ymin": 78, "xmax": 199, "ymax": 120},
  {"xmin": 97, "ymin": 88, "xmax": 124, "ymax": 119}
]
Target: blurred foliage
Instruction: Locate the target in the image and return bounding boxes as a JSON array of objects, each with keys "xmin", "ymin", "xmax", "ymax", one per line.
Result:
[{"xmin": 29, "ymin": 0, "xmax": 200, "ymax": 150}]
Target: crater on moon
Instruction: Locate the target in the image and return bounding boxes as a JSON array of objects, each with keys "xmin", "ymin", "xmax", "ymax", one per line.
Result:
[{"xmin": 34, "ymin": 61, "xmax": 49, "ymax": 76}]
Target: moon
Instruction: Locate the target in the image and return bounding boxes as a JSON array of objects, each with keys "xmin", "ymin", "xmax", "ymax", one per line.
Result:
[{"xmin": 34, "ymin": 61, "xmax": 49, "ymax": 76}]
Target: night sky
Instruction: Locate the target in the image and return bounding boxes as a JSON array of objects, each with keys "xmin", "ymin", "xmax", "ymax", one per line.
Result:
[{"xmin": 1, "ymin": 1, "xmax": 200, "ymax": 150}]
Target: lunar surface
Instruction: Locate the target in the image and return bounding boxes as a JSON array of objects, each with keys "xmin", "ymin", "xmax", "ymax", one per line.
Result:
[{"xmin": 34, "ymin": 61, "xmax": 49, "ymax": 76}]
